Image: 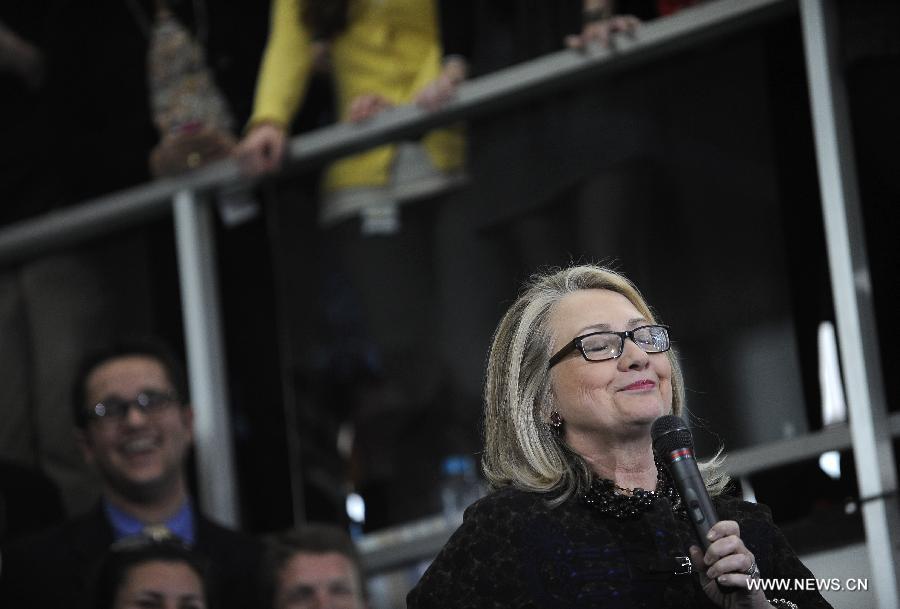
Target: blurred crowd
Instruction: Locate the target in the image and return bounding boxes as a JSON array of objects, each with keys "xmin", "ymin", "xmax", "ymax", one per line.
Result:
[{"xmin": 0, "ymin": 0, "xmax": 898, "ymax": 606}]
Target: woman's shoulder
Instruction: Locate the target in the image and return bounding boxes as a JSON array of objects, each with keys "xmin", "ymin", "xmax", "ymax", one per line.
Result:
[
  {"xmin": 472, "ymin": 484, "xmax": 554, "ymax": 508},
  {"xmin": 408, "ymin": 487, "xmax": 575, "ymax": 607},
  {"xmin": 462, "ymin": 485, "xmax": 556, "ymax": 525}
]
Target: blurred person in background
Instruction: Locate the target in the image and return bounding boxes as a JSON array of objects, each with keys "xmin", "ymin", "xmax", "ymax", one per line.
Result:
[
  {"xmin": 408, "ymin": 264, "xmax": 832, "ymax": 609},
  {"xmin": 262, "ymin": 523, "xmax": 367, "ymax": 609},
  {"xmin": 40, "ymin": 0, "xmax": 268, "ymax": 198},
  {"xmin": 237, "ymin": 0, "xmax": 478, "ymax": 529},
  {"xmin": 430, "ymin": 0, "xmax": 659, "ymax": 283},
  {"xmin": 0, "ymin": 338, "xmax": 262, "ymax": 609},
  {"xmin": 92, "ymin": 535, "xmax": 210, "ymax": 609}
]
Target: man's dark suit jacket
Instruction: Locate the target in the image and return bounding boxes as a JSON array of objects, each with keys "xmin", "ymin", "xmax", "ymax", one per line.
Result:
[{"xmin": 0, "ymin": 504, "xmax": 263, "ymax": 609}]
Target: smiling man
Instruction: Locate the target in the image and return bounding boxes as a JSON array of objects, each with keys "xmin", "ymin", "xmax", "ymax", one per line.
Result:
[
  {"xmin": 77, "ymin": 349, "xmax": 194, "ymax": 527},
  {"xmin": 0, "ymin": 338, "xmax": 261, "ymax": 609}
]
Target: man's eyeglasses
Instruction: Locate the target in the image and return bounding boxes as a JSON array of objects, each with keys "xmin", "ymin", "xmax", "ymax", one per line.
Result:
[
  {"xmin": 88, "ymin": 390, "xmax": 179, "ymax": 423},
  {"xmin": 548, "ymin": 325, "xmax": 671, "ymax": 369}
]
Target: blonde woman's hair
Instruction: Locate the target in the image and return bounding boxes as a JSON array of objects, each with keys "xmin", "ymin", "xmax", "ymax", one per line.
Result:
[{"xmin": 482, "ymin": 264, "xmax": 729, "ymax": 505}]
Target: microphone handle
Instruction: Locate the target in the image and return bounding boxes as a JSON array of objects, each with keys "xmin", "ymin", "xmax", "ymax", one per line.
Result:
[
  {"xmin": 667, "ymin": 454, "xmax": 719, "ymax": 549},
  {"xmin": 666, "ymin": 455, "xmax": 735, "ymax": 595}
]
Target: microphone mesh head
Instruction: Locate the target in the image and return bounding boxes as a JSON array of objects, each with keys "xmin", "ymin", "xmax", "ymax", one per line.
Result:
[{"xmin": 651, "ymin": 414, "xmax": 694, "ymax": 456}]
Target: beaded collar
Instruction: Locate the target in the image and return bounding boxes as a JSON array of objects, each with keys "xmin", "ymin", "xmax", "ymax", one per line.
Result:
[{"xmin": 581, "ymin": 458, "xmax": 683, "ymax": 519}]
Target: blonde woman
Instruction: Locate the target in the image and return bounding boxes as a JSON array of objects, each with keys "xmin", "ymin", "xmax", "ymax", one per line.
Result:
[{"xmin": 408, "ymin": 264, "xmax": 831, "ymax": 609}]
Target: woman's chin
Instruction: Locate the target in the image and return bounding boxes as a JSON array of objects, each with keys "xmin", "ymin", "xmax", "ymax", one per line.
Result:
[{"xmin": 620, "ymin": 397, "xmax": 668, "ymax": 423}]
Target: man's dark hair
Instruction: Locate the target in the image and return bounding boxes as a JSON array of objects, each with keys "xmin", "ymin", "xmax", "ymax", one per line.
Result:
[
  {"xmin": 260, "ymin": 523, "xmax": 364, "ymax": 609},
  {"xmin": 91, "ymin": 536, "xmax": 210, "ymax": 609},
  {"xmin": 72, "ymin": 337, "xmax": 189, "ymax": 428}
]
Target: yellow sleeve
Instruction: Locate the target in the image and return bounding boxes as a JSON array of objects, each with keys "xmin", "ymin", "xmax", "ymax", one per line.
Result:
[
  {"xmin": 247, "ymin": 0, "xmax": 313, "ymax": 129},
  {"xmin": 406, "ymin": 2, "xmax": 442, "ymax": 98}
]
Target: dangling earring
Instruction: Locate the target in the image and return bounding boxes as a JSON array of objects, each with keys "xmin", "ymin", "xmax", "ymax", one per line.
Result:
[{"xmin": 548, "ymin": 411, "xmax": 564, "ymax": 438}]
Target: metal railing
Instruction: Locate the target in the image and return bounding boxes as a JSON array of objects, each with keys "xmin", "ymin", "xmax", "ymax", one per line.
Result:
[
  {"xmin": 0, "ymin": 0, "xmax": 796, "ymax": 264},
  {"xmin": 0, "ymin": 0, "xmax": 896, "ymax": 603}
]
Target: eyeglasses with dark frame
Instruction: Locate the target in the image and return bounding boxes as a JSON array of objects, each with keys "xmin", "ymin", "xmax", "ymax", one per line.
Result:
[
  {"xmin": 87, "ymin": 390, "xmax": 180, "ymax": 424},
  {"xmin": 547, "ymin": 325, "xmax": 671, "ymax": 369}
]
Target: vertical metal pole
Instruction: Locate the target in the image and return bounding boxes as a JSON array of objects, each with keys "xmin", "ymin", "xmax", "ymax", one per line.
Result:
[
  {"xmin": 173, "ymin": 189, "xmax": 240, "ymax": 528},
  {"xmin": 799, "ymin": 1, "xmax": 900, "ymax": 605}
]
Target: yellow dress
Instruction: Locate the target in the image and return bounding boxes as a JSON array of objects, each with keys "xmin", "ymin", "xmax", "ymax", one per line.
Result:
[{"xmin": 249, "ymin": 0, "xmax": 464, "ymax": 200}]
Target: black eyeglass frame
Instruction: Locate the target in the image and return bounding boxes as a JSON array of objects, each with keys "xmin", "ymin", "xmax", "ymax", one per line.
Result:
[
  {"xmin": 87, "ymin": 390, "xmax": 181, "ymax": 423},
  {"xmin": 547, "ymin": 324, "xmax": 671, "ymax": 369}
]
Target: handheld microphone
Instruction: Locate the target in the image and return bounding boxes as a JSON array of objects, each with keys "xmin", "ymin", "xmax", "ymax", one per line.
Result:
[{"xmin": 651, "ymin": 414, "xmax": 719, "ymax": 550}]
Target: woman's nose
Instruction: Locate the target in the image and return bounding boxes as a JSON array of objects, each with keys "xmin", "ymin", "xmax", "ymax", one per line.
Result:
[{"xmin": 617, "ymin": 338, "xmax": 650, "ymax": 370}]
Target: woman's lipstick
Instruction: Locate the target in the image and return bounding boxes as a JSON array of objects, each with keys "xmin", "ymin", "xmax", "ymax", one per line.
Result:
[{"xmin": 621, "ymin": 379, "xmax": 656, "ymax": 391}]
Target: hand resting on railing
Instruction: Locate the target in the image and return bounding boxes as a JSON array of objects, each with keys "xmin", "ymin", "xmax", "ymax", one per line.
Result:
[{"xmin": 235, "ymin": 122, "xmax": 286, "ymax": 176}]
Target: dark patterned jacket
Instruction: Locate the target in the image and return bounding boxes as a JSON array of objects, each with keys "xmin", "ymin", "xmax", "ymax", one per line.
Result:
[{"xmin": 408, "ymin": 486, "xmax": 833, "ymax": 608}]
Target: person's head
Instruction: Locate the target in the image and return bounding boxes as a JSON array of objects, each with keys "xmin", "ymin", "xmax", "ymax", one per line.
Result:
[
  {"xmin": 263, "ymin": 524, "xmax": 366, "ymax": 609},
  {"xmin": 93, "ymin": 536, "xmax": 209, "ymax": 609},
  {"xmin": 73, "ymin": 338, "xmax": 193, "ymax": 504},
  {"xmin": 482, "ymin": 264, "xmax": 696, "ymax": 501}
]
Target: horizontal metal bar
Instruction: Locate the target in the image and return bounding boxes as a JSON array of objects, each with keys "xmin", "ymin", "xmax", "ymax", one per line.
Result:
[
  {"xmin": 358, "ymin": 515, "xmax": 456, "ymax": 574},
  {"xmin": 725, "ymin": 412, "xmax": 900, "ymax": 477},
  {"xmin": 0, "ymin": 162, "xmax": 239, "ymax": 265},
  {"xmin": 0, "ymin": 0, "xmax": 792, "ymax": 266}
]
